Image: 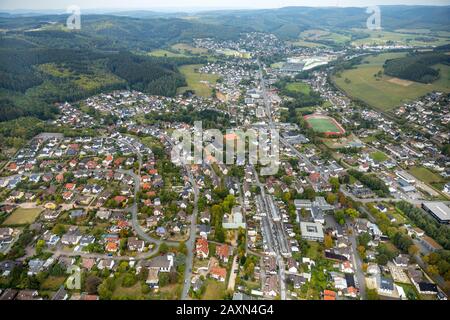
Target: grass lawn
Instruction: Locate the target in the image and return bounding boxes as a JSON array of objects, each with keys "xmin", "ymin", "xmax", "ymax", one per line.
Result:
[
  {"xmin": 370, "ymin": 151, "xmax": 388, "ymax": 162},
  {"xmin": 408, "ymin": 166, "xmax": 445, "ymax": 184},
  {"xmin": 177, "ymin": 64, "xmax": 220, "ymax": 97},
  {"xmin": 41, "ymin": 276, "xmax": 66, "ymax": 291},
  {"xmin": 112, "ymin": 276, "xmax": 144, "ymax": 299},
  {"xmin": 202, "ymin": 279, "xmax": 226, "ymax": 300},
  {"xmin": 3, "ymin": 208, "xmax": 42, "ymax": 225},
  {"xmin": 306, "ymin": 241, "xmax": 321, "ymax": 259},
  {"xmin": 397, "ymin": 283, "xmax": 420, "ymax": 300},
  {"xmin": 332, "ymin": 52, "xmax": 450, "ymax": 111},
  {"xmin": 285, "ymin": 82, "xmax": 311, "ymax": 94}
]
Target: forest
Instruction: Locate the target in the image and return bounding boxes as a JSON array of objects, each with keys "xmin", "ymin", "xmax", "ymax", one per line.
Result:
[{"xmin": 383, "ymin": 52, "xmax": 450, "ymax": 83}]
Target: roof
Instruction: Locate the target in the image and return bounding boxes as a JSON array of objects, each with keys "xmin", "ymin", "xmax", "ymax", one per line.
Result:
[
  {"xmin": 422, "ymin": 202, "xmax": 450, "ymax": 222},
  {"xmin": 300, "ymin": 222, "xmax": 324, "ymax": 239},
  {"xmin": 323, "ymin": 290, "xmax": 336, "ymax": 300},
  {"xmin": 210, "ymin": 267, "xmax": 227, "ymax": 279}
]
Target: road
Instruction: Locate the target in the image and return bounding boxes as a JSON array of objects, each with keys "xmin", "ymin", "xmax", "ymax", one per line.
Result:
[
  {"xmin": 347, "ymin": 223, "xmax": 367, "ymax": 299},
  {"xmin": 159, "ymin": 133, "xmax": 200, "ymax": 300}
]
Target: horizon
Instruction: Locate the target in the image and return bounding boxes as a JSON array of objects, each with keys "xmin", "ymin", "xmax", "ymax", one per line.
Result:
[{"xmin": 1, "ymin": 0, "xmax": 450, "ymax": 13}]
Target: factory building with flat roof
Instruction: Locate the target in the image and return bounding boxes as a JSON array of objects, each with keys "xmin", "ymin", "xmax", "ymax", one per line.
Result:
[{"xmin": 422, "ymin": 202, "xmax": 450, "ymax": 224}]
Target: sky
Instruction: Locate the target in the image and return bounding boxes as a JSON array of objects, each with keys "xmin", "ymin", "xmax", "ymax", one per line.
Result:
[{"xmin": 1, "ymin": 0, "xmax": 449, "ymax": 12}]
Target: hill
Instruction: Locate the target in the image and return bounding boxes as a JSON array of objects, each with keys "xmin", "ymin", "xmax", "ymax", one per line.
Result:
[{"xmin": 383, "ymin": 52, "xmax": 450, "ymax": 83}]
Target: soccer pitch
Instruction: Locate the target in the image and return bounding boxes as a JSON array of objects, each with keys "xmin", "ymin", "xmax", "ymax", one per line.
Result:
[{"xmin": 304, "ymin": 115, "xmax": 345, "ymax": 136}]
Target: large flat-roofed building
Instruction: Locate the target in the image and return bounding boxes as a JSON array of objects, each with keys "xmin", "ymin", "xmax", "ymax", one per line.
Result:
[
  {"xmin": 422, "ymin": 202, "xmax": 450, "ymax": 224},
  {"xmin": 300, "ymin": 222, "xmax": 324, "ymax": 242}
]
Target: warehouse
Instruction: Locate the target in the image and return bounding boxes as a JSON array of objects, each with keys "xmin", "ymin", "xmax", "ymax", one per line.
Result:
[{"xmin": 422, "ymin": 202, "xmax": 450, "ymax": 224}]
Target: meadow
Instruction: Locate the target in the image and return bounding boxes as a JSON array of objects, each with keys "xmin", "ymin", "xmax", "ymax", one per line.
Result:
[
  {"xmin": 3, "ymin": 208, "xmax": 42, "ymax": 225},
  {"xmin": 177, "ymin": 64, "xmax": 220, "ymax": 97},
  {"xmin": 332, "ymin": 52, "xmax": 450, "ymax": 111}
]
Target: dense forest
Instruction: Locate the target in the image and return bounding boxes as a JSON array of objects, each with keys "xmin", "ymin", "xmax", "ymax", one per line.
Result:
[
  {"xmin": 383, "ymin": 52, "xmax": 450, "ymax": 83},
  {"xmin": 0, "ymin": 40, "xmax": 207, "ymax": 122}
]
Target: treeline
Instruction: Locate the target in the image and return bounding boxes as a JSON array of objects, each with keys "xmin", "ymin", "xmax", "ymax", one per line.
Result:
[
  {"xmin": 384, "ymin": 52, "xmax": 450, "ymax": 84},
  {"xmin": 348, "ymin": 169, "xmax": 390, "ymax": 197},
  {"xmin": 396, "ymin": 201, "xmax": 450, "ymax": 250}
]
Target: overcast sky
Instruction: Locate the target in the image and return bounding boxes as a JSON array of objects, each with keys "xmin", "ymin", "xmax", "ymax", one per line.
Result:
[{"xmin": 1, "ymin": 0, "xmax": 450, "ymax": 11}]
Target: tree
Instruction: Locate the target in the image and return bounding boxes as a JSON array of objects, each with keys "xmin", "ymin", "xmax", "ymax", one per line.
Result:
[
  {"xmin": 367, "ymin": 289, "xmax": 379, "ymax": 300},
  {"xmin": 326, "ymin": 193, "xmax": 337, "ymax": 205},
  {"xmin": 178, "ymin": 241, "xmax": 187, "ymax": 255},
  {"xmin": 52, "ymin": 224, "xmax": 66, "ymax": 236},
  {"xmin": 85, "ymin": 275, "xmax": 102, "ymax": 294},
  {"xmin": 35, "ymin": 239, "xmax": 46, "ymax": 255},
  {"xmin": 334, "ymin": 210, "xmax": 346, "ymax": 225},
  {"xmin": 427, "ymin": 265, "xmax": 439, "ymax": 276},
  {"xmin": 329, "ymin": 177, "xmax": 340, "ymax": 193},
  {"xmin": 324, "ymin": 234, "xmax": 333, "ymax": 249},
  {"xmin": 408, "ymin": 245, "xmax": 419, "ymax": 256},
  {"xmin": 122, "ymin": 273, "xmax": 138, "ymax": 287},
  {"xmin": 159, "ymin": 273, "xmax": 170, "ymax": 287},
  {"xmin": 159, "ymin": 242, "xmax": 169, "ymax": 254},
  {"xmin": 345, "ymin": 208, "xmax": 359, "ymax": 219}
]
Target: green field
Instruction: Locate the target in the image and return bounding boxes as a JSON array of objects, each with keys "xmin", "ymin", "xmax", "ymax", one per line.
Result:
[
  {"xmin": 202, "ymin": 279, "xmax": 226, "ymax": 300},
  {"xmin": 37, "ymin": 63, "xmax": 125, "ymax": 92},
  {"xmin": 351, "ymin": 29, "xmax": 450, "ymax": 47},
  {"xmin": 304, "ymin": 116, "xmax": 343, "ymax": 134},
  {"xmin": 285, "ymin": 82, "xmax": 311, "ymax": 94},
  {"xmin": 333, "ymin": 52, "xmax": 450, "ymax": 111},
  {"xmin": 171, "ymin": 43, "xmax": 209, "ymax": 55},
  {"xmin": 3, "ymin": 208, "xmax": 42, "ymax": 225},
  {"xmin": 148, "ymin": 49, "xmax": 188, "ymax": 58},
  {"xmin": 370, "ymin": 151, "xmax": 389, "ymax": 162},
  {"xmin": 300, "ymin": 29, "xmax": 351, "ymax": 45},
  {"xmin": 177, "ymin": 64, "xmax": 220, "ymax": 97},
  {"xmin": 409, "ymin": 166, "xmax": 447, "ymax": 185}
]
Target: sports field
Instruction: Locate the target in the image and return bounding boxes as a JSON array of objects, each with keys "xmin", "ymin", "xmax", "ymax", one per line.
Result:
[
  {"xmin": 332, "ymin": 52, "xmax": 450, "ymax": 111},
  {"xmin": 304, "ymin": 114, "xmax": 345, "ymax": 136}
]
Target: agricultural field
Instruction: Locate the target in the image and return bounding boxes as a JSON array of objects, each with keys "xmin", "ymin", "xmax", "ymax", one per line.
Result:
[
  {"xmin": 332, "ymin": 52, "xmax": 450, "ymax": 111},
  {"xmin": 177, "ymin": 64, "xmax": 220, "ymax": 97},
  {"xmin": 148, "ymin": 49, "xmax": 188, "ymax": 58},
  {"xmin": 304, "ymin": 115, "xmax": 345, "ymax": 136},
  {"xmin": 350, "ymin": 29, "xmax": 450, "ymax": 47},
  {"xmin": 3, "ymin": 208, "xmax": 43, "ymax": 225},
  {"xmin": 299, "ymin": 29, "xmax": 351, "ymax": 45},
  {"xmin": 171, "ymin": 43, "xmax": 209, "ymax": 55}
]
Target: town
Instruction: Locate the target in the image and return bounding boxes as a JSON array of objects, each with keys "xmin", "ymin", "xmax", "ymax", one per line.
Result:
[{"xmin": 0, "ymin": 5, "xmax": 449, "ymax": 303}]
